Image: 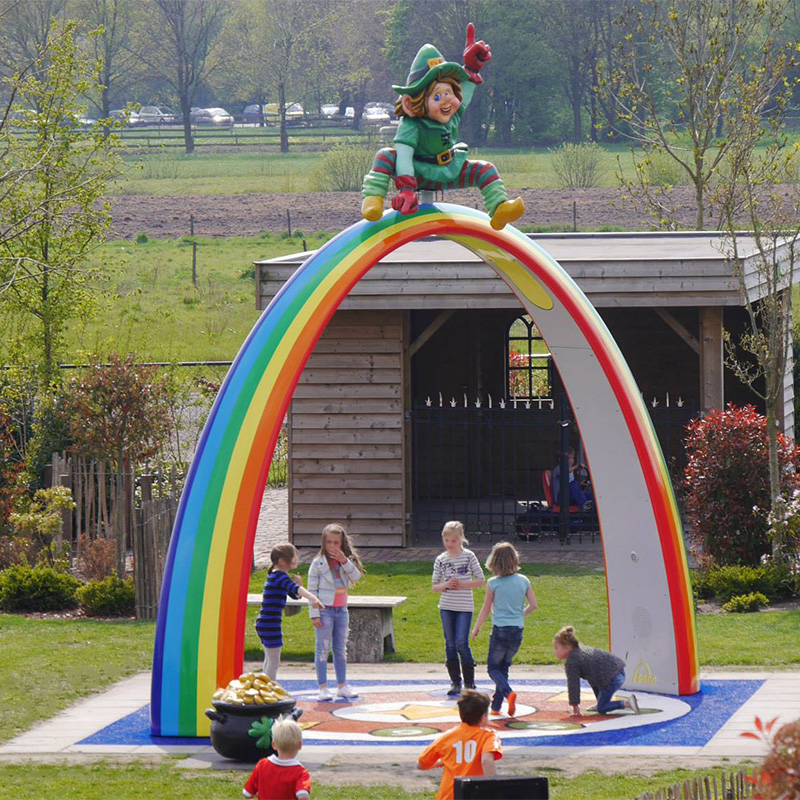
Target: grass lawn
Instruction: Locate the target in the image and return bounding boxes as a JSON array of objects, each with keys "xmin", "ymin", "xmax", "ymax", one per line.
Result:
[
  {"xmin": 112, "ymin": 144, "xmax": 643, "ymax": 196},
  {"xmin": 57, "ymin": 233, "xmax": 331, "ymax": 363},
  {"xmin": 0, "ymin": 615, "xmax": 154, "ymax": 744},
  {"xmin": 0, "ymin": 761, "xmax": 757, "ymax": 800},
  {"xmin": 2, "ymin": 562, "xmax": 798, "ymax": 747}
]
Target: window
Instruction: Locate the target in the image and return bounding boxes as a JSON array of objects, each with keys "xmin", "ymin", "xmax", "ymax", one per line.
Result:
[{"xmin": 507, "ymin": 315, "xmax": 552, "ymax": 399}]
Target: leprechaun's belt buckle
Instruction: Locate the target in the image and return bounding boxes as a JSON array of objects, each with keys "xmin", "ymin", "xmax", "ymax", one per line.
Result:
[{"xmin": 437, "ymin": 149, "xmax": 453, "ymax": 166}]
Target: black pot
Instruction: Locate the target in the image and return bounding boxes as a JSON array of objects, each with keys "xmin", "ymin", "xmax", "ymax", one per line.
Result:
[{"xmin": 205, "ymin": 698, "xmax": 301, "ymax": 762}]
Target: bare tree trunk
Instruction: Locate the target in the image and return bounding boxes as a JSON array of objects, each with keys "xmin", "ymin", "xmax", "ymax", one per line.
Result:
[
  {"xmin": 278, "ymin": 82, "xmax": 288, "ymax": 153},
  {"xmin": 180, "ymin": 95, "xmax": 194, "ymax": 154},
  {"xmin": 115, "ymin": 450, "xmax": 125, "ymax": 577},
  {"xmin": 694, "ymin": 176, "xmax": 704, "ymax": 230}
]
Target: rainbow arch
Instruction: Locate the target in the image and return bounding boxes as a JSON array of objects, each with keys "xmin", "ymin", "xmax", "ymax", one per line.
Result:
[{"xmin": 151, "ymin": 203, "xmax": 699, "ymax": 737}]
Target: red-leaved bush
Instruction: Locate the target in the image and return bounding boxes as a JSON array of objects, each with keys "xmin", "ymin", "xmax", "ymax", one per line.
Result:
[
  {"xmin": 743, "ymin": 716, "xmax": 800, "ymax": 799},
  {"xmin": 683, "ymin": 405, "xmax": 800, "ymax": 566}
]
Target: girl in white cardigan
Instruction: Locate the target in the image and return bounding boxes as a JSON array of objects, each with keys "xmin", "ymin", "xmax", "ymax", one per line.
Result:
[{"xmin": 307, "ymin": 524, "xmax": 363, "ymax": 701}]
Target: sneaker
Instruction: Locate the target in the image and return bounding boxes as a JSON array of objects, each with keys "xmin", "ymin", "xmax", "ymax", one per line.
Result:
[
  {"xmin": 464, "ymin": 683, "xmax": 477, "ymax": 691},
  {"xmin": 630, "ymin": 694, "xmax": 641, "ymax": 715},
  {"xmin": 337, "ymin": 684, "xmax": 359, "ymax": 700},
  {"xmin": 491, "ymin": 709, "xmax": 503, "ymax": 716},
  {"xmin": 447, "ymin": 683, "xmax": 462, "ymax": 697},
  {"xmin": 507, "ymin": 691, "xmax": 517, "ymax": 717},
  {"xmin": 317, "ymin": 686, "xmax": 332, "ymax": 701},
  {"xmin": 586, "ymin": 705, "xmax": 598, "ymax": 713}
]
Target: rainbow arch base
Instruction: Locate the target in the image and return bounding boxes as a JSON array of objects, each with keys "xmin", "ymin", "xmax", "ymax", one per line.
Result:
[{"xmin": 150, "ymin": 203, "xmax": 700, "ymax": 738}]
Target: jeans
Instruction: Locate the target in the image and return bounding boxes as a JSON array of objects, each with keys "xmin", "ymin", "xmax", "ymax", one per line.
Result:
[
  {"xmin": 315, "ymin": 607, "xmax": 349, "ymax": 686},
  {"xmin": 595, "ymin": 669, "xmax": 626, "ymax": 714},
  {"xmin": 487, "ymin": 625, "xmax": 523, "ymax": 710},
  {"xmin": 440, "ymin": 609, "xmax": 474, "ymax": 665}
]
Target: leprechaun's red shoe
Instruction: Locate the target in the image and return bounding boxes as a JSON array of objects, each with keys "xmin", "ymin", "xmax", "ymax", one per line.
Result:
[{"xmin": 490, "ymin": 197, "xmax": 525, "ymax": 230}]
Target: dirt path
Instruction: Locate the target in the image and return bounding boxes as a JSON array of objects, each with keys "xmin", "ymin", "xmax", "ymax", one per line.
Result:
[{"xmin": 107, "ymin": 187, "xmax": 703, "ymax": 239}]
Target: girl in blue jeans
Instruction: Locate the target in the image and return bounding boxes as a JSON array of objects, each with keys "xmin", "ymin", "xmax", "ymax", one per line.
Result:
[
  {"xmin": 432, "ymin": 521, "xmax": 485, "ymax": 696},
  {"xmin": 471, "ymin": 542, "xmax": 538, "ymax": 716},
  {"xmin": 308, "ymin": 524, "xmax": 363, "ymax": 701}
]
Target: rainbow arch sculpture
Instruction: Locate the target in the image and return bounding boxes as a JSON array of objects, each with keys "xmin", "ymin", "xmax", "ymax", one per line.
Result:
[{"xmin": 151, "ymin": 203, "xmax": 699, "ymax": 737}]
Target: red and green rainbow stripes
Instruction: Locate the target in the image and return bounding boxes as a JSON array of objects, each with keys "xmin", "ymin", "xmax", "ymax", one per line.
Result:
[{"xmin": 151, "ymin": 204, "xmax": 698, "ymax": 737}]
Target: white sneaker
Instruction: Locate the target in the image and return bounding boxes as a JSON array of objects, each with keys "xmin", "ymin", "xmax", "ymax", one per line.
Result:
[
  {"xmin": 317, "ymin": 686, "xmax": 332, "ymax": 701},
  {"xmin": 337, "ymin": 684, "xmax": 359, "ymax": 699}
]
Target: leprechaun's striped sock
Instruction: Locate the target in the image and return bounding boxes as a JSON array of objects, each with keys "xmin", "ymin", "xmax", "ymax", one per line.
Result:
[{"xmin": 362, "ymin": 148, "xmax": 396, "ymax": 198}]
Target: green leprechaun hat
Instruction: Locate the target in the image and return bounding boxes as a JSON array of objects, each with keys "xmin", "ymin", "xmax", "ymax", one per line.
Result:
[{"xmin": 392, "ymin": 43, "xmax": 470, "ymax": 95}]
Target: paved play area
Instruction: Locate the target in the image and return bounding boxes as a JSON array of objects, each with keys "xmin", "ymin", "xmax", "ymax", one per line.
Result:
[{"xmin": 1, "ymin": 663, "xmax": 796, "ymax": 780}]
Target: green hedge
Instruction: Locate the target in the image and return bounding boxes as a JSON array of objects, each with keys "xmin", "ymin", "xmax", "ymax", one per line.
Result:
[
  {"xmin": 77, "ymin": 576, "xmax": 135, "ymax": 617},
  {"xmin": 0, "ymin": 564, "xmax": 80, "ymax": 612},
  {"xmin": 722, "ymin": 592, "xmax": 769, "ymax": 613}
]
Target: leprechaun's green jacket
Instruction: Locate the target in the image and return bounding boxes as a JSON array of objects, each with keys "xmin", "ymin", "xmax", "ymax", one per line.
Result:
[{"xmin": 393, "ymin": 79, "xmax": 476, "ymax": 184}]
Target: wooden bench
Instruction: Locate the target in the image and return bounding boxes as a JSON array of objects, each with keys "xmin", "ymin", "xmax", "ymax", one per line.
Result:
[{"xmin": 246, "ymin": 594, "xmax": 407, "ymax": 662}]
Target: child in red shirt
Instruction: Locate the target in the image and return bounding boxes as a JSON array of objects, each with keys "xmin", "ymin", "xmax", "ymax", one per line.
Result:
[
  {"xmin": 243, "ymin": 717, "xmax": 311, "ymax": 800},
  {"xmin": 418, "ymin": 690, "xmax": 502, "ymax": 800}
]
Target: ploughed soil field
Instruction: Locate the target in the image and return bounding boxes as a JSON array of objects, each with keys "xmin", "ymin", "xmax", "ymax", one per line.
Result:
[{"xmin": 107, "ymin": 186, "xmax": 706, "ymax": 238}]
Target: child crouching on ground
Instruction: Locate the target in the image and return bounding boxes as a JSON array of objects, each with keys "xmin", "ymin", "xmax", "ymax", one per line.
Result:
[
  {"xmin": 418, "ymin": 689, "xmax": 502, "ymax": 800},
  {"xmin": 243, "ymin": 717, "xmax": 311, "ymax": 800},
  {"xmin": 553, "ymin": 625, "xmax": 641, "ymax": 717}
]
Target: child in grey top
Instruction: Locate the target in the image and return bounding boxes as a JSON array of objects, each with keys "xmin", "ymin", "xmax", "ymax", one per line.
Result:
[
  {"xmin": 432, "ymin": 521, "xmax": 485, "ymax": 696},
  {"xmin": 553, "ymin": 625, "xmax": 640, "ymax": 717}
]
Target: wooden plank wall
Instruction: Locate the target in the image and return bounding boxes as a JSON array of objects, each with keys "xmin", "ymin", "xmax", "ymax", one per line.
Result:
[{"xmin": 289, "ymin": 310, "xmax": 407, "ymax": 548}]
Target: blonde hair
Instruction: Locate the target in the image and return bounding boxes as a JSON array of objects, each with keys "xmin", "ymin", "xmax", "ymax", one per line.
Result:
[
  {"xmin": 553, "ymin": 625, "xmax": 580, "ymax": 650},
  {"xmin": 395, "ymin": 74, "xmax": 463, "ymax": 118},
  {"xmin": 485, "ymin": 541, "xmax": 520, "ymax": 577},
  {"xmin": 441, "ymin": 520, "xmax": 468, "ymax": 547},
  {"xmin": 269, "ymin": 544, "xmax": 298, "ymax": 573},
  {"xmin": 271, "ymin": 717, "xmax": 302, "ymax": 753},
  {"xmin": 318, "ymin": 523, "xmax": 363, "ymax": 573}
]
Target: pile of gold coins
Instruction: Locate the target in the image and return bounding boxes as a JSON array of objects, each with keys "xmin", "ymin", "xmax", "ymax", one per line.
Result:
[{"xmin": 212, "ymin": 672, "xmax": 292, "ymax": 706}]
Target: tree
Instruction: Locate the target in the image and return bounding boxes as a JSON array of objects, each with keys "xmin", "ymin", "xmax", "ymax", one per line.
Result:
[
  {"xmin": 0, "ymin": 0, "xmax": 69, "ymax": 85},
  {"xmin": 710, "ymin": 90, "xmax": 800, "ymax": 558},
  {"xmin": 137, "ymin": 0, "xmax": 227, "ymax": 154},
  {"xmin": 602, "ymin": 0, "xmax": 791, "ymax": 229},
  {"xmin": 61, "ymin": 354, "xmax": 171, "ymax": 577},
  {"xmin": 0, "ymin": 21, "xmax": 122, "ymax": 380},
  {"xmin": 77, "ymin": 0, "xmax": 140, "ymax": 121}
]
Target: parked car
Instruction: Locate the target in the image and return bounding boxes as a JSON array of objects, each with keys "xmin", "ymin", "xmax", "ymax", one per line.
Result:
[
  {"xmin": 190, "ymin": 107, "xmax": 234, "ymax": 126},
  {"xmin": 137, "ymin": 106, "xmax": 178, "ymax": 125},
  {"xmin": 320, "ymin": 103, "xmax": 340, "ymax": 117},
  {"xmin": 242, "ymin": 104, "xmax": 266, "ymax": 125},
  {"xmin": 362, "ymin": 104, "xmax": 391, "ymax": 124},
  {"xmin": 344, "ymin": 106, "xmax": 355, "ymax": 119},
  {"xmin": 109, "ymin": 108, "xmax": 139, "ymax": 126},
  {"xmin": 285, "ymin": 103, "xmax": 304, "ymax": 120}
]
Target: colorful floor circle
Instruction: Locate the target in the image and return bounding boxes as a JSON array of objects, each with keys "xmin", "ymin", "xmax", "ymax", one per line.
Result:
[{"xmin": 290, "ymin": 681, "xmax": 690, "ymax": 742}]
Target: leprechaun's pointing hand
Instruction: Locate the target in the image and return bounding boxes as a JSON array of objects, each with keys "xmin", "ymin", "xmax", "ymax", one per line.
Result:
[{"xmin": 463, "ymin": 22, "xmax": 491, "ymax": 84}]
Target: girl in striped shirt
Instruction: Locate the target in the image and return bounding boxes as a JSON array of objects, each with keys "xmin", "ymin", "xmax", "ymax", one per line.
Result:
[
  {"xmin": 256, "ymin": 544, "xmax": 324, "ymax": 680},
  {"xmin": 432, "ymin": 521, "xmax": 485, "ymax": 696}
]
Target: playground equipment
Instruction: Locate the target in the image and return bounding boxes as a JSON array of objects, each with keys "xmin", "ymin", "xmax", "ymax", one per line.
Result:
[{"xmin": 150, "ymin": 202, "xmax": 699, "ymax": 737}]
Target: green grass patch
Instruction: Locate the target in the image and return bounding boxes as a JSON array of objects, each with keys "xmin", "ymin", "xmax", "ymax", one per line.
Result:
[
  {"xmin": 0, "ymin": 762, "xmax": 757, "ymax": 799},
  {"xmin": 58, "ymin": 233, "xmax": 331, "ymax": 363},
  {"xmin": 0, "ymin": 615, "xmax": 154, "ymax": 743}
]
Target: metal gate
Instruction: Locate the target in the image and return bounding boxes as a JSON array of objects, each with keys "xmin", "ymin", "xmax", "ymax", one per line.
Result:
[{"xmin": 410, "ymin": 393, "xmax": 696, "ymax": 545}]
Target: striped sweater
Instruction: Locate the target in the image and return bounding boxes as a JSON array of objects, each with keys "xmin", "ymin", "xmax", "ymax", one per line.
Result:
[
  {"xmin": 255, "ymin": 569, "xmax": 301, "ymax": 648},
  {"xmin": 432, "ymin": 549, "xmax": 484, "ymax": 612}
]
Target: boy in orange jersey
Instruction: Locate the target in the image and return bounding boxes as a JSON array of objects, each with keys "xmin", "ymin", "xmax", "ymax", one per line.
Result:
[{"xmin": 417, "ymin": 690, "xmax": 502, "ymax": 800}]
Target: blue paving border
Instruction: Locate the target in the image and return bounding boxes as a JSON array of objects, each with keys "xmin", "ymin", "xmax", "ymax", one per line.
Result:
[{"xmin": 79, "ymin": 678, "xmax": 762, "ymax": 749}]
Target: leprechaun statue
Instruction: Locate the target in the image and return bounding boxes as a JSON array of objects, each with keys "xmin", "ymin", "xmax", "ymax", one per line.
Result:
[{"xmin": 361, "ymin": 23, "xmax": 524, "ymax": 230}]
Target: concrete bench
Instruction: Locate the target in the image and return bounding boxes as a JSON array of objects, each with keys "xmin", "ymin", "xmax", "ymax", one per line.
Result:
[{"xmin": 246, "ymin": 594, "xmax": 407, "ymax": 662}]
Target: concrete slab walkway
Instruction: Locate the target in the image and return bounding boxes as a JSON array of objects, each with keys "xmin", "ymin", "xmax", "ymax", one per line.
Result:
[{"xmin": 1, "ymin": 664, "xmax": 795, "ymax": 784}]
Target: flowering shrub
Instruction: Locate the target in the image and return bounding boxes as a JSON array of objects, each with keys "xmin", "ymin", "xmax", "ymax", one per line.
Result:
[
  {"xmin": 743, "ymin": 716, "xmax": 800, "ymax": 798},
  {"xmin": 683, "ymin": 405, "xmax": 800, "ymax": 566},
  {"xmin": 767, "ymin": 490, "xmax": 800, "ymax": 564}
]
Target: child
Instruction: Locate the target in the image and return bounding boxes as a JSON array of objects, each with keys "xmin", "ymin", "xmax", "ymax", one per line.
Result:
[
  {"xmin": 553, "ymin": 625, "xmax": 641, "ymax": 717},
  {"xmin": 432, "ymin": 521, "xmax": 485, "ymax": 696},
  {"xmin": 418, "ymin": 689, "xmax": 502, "ymax": 800},
  {"xmin": 471, "ymin": 542, "xmax": 537, "ymax": 717},
  {"xmin": 256, "ymin": 544, "xmax": 325, "ymax": 681},
  {"xmin": 243, "ymin": 717, "xmax": 311, "ymax": 800},
  {"xmin": 308, "ymin": 523, "xmax": 363, "ymax": 701}
]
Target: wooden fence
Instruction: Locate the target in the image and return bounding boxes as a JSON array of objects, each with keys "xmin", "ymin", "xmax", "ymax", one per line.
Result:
[
  {"xmin": 636, "ymin": 769, "xmax": 753, "ymax": 800},
  {"xmin": 49, "ymin": 452, "xmax": 181, "ymax": 620}
]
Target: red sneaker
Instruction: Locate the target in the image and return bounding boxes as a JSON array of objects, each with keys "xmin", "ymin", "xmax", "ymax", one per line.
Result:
[
  {"xmin": 491, "ymin": 709, "xmax": 502, "ymax": 716},
  {"xmin": 507, "ymin": 691, "xmax": 517, "ymax": 717}
]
